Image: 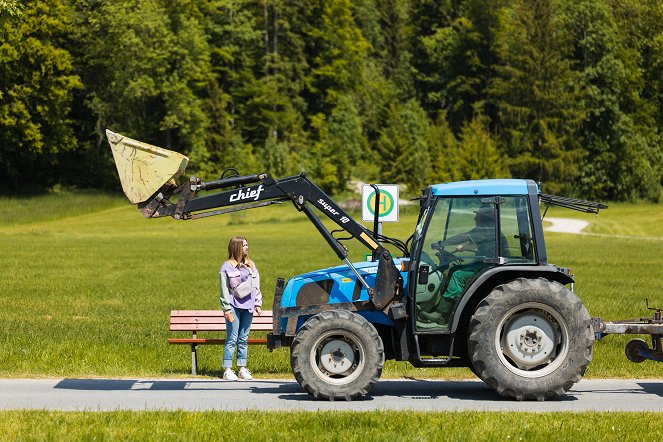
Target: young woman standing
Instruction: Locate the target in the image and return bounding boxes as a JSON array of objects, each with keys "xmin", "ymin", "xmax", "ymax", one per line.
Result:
[{"xmin": 219, "ymin": 236, "xmax": 262, "ymax": 380}]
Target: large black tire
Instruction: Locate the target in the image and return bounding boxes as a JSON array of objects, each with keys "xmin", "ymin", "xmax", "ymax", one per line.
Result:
[
  {"xmin": 290, "ymin": 310, "xmax": 384, "ymax": 401},
  {"xmin": 468, "ymin": 278, "xmax": 594, "ymax": 401}
]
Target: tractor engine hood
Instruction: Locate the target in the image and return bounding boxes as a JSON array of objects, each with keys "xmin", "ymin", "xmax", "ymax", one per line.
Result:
[{"xmin": 280, "ymin": 259, "xmax": 409, "ymax": 323}]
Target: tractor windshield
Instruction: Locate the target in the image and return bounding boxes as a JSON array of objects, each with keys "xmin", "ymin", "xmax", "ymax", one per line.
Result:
[{"xmin": 414, "ymin": 195, "xmax": 537, "ymax": 330}]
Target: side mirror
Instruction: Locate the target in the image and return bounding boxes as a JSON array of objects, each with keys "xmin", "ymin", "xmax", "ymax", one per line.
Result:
[{"xmin": 418, "ymin": 265, "xmax": 430, "ymax": 284}]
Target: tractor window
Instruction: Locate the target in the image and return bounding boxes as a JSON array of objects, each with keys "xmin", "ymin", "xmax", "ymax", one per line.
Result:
[
  {"xmin": 499, "ymin": 196, "xmax": 536, "ymax": 263},
  {"xmin": 414, "ymin": 197, "xmax": 497, "ymax": 331}
]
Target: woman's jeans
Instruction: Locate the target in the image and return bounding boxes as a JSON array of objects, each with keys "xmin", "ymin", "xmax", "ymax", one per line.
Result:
[{"xmin": 223, "ymin": 305, "xmax": 254, "ymax": 368}]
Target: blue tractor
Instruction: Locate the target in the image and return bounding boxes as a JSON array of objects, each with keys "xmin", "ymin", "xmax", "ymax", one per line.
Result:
[{"xmin": 108, "ymin": 130, "xmax": 605, "ymax": 401}]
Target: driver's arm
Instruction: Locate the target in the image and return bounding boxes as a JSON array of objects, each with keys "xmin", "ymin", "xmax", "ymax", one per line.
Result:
[{"xmin": 438, "ymin": 232, "xmax": 472, "ymax": 249}]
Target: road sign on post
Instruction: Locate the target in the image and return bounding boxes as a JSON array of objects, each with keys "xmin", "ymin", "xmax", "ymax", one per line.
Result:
[{"xmin": 362, "ymin": 184, "xmax": 399, "ymax": 222}]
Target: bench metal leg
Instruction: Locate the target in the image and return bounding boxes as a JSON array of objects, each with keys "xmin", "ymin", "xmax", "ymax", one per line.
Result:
[{"xmin": 191, "ymin": 344, "xmax": 197, "ymax": 375}]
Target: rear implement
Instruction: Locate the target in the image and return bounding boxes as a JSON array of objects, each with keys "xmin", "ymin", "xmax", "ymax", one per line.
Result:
[{"xmin": 595, "ymin": 299, "xmax": 663, "ymax": 363}]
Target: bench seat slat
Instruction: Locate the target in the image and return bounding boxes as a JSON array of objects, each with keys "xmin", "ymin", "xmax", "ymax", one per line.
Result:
[
  {"xmin": 170, "ymin": 316, "xmax": 273, "ymax": 325},
  {"xmin": 168, "ymin": 338, "xmax": 268, "ymax": 345},
  {"xmin": 171, "ymin": 310, "xmax": 272, "ymax": 317},
  {"xmin": 170, "ymin": 323, "xmax": 273, "ymax": 331}
]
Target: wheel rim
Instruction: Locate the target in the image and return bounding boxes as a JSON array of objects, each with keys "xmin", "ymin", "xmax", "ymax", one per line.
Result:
[
  {"xmin": 310, "ymin": 330, "xmax": 366, "ymax": 385},
  {"xmin": 625, "ymin": 339, "xmax": 648, "ymax": 363},
  {"xmin": 495, "ymin": 302, "xmax": 569, "ymax": 378}
]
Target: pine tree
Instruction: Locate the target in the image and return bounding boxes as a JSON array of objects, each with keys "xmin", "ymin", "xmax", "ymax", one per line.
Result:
[
  {"xmin": 457, "ymin": 115, "xmax": 507, "ymax": 180},
  {"xmin": 374, "ymin": 0, "xmax": 414, "ymax": 95},
  {"xmin": 427, "ymin": 111, "xmax": 461, "ymax": 184},
  {"xmin": 413, "ymin": 0, "xmax": 505, "ymax": 133},
  {"xmin": 70, "ymin": 0, "xmax": 212, "ymax": 163},
  {"xmin": 490, "ymin": 0, "xmax": 585, "ymax": 194},
  {"xmin": 203, "ymin": 0, "xmax": 265, "ymax": 166},
  {"xmin": 564, "ymin": 0, "xmax": 661, "ymax": 201},
  {"xmin": 308, "ymin": 95, "xmax": 367, "ymax": 193},
  {"xmin": 419, "ymin": 16, "xmax": 482, "ymax": 132},
  {"xmin": 306, "ymin": 0, "xmax": 371, "ymax": 109},
  {"xmin": 377, "ymin": 99, "xmax": 432, "ymax": 195}
]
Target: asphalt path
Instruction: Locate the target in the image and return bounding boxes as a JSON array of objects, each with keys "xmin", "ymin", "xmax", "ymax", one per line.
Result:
[{"xmin": 2, "ymin": 378, "xmax": 663, "ymax": 411}]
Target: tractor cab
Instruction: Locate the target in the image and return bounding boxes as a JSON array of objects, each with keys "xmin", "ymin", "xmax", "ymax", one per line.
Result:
[{"xmin": 410, "ymin": 180, "xmax": 542, "ymax": 331}]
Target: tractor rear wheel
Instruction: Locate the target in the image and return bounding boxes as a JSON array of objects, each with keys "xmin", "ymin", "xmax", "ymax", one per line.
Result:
[
  {"xmin": 468, "ymin": 278, "xmax": 594, "ymax": 401},
  {"xmin": 290, "ymin": 310, "xmax": 384, "ymax": 401}
]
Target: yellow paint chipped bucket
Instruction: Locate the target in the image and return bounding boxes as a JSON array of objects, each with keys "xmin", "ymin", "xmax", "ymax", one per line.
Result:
[{"xmin": 106, "ymin": 129, "xmax": 189, "ymax": 204}]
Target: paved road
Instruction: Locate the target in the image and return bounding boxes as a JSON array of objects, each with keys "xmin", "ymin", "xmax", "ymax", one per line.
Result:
[
  {"xmin": 544, "ymin": 217, "xmax": 589, "ymax": 234},
  {"xmin": 2, "ymin": 378, "xmax": 663, "ymax": 411}
]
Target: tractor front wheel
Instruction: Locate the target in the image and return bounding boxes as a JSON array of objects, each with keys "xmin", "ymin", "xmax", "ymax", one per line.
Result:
[
  {"xmin": 468, "ymin": 278, "xmax": 594, "ymax": 401},
  {"xmin": 290, "ymin": 310, "xmax": 384, "ymax": 401}
]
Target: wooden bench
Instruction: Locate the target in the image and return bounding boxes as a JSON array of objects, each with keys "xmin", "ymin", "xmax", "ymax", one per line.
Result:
[{"xmin": 169, "ymin": 310, "xmax": 273, "ymax": 375}]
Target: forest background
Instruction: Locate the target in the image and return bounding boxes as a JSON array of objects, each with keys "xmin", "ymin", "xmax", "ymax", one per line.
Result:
[{"xmin": 1, "ymin": 0, "xmax": 662, "ymax": 201}]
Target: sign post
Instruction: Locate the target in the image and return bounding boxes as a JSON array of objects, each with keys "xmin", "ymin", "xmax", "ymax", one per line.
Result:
[
  {"xmin": 361, "ymin": 184, "xmax": 399, "ymax": 261},
  {"xmin": 362, "ymin": 184, "xmax": 399, "ymax": 223}
]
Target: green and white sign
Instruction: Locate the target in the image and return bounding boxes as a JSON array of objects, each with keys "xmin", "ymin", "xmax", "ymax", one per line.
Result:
[{"xmin": 362, "ymin": 184, "xmax": 399, "ymax": 222}]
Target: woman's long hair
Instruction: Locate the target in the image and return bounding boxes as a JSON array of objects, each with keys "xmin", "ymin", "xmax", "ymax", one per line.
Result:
[{"xmin": 227, "ymin": 236, "xmax": 253, "ymax": 268}]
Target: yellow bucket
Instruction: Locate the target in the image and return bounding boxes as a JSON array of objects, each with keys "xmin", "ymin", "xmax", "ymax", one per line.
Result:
[{"xmin": 106, "ymin": 129, "xmax": 189, "ymax": 204}]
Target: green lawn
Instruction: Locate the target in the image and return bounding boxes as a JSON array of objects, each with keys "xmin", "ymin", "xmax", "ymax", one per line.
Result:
[
  {"xmin": 0, "ymin": 190, "xmax": 126, "ymax": 226},
  {"xmin": 543, "ymin": 202, "xmax": 663, "ymax": 237},
  {"xmin": 1, "ymin": 193, "xmax": 662, "ymax": 378},
  {"xmin": 1, "ymin": 410, "xmax": 663, "ymax": 441}
]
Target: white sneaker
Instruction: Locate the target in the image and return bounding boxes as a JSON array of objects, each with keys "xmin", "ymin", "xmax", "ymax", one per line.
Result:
[
  {"xmin": 223, "ymin": 368, "xmax": 238, "ymax": 381},
  {"xmin": 238, "ymin": 367, "xmax": 253, "ymax": 380}
]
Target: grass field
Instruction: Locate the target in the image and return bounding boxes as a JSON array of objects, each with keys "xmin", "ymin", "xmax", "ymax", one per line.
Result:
[
  {"xmin": 1, "ymin": 410, "xmax": 663, "ymax": 441},
  {"xmin": 1, "ymin": 191, "xmax": 662, "ymax": 438},
  {"xmin": 1, "ymin": 193, "xmax": 663, "ymax": 378}
]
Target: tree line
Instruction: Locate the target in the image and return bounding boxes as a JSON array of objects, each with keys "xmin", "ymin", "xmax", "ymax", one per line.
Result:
[{"xmin": 1, "ymin": 0, "xmax": 662, "ymax": 201}]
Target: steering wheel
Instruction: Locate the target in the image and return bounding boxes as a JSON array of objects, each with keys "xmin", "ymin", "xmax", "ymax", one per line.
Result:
[{"xmin": 430, "ymin": 242, "xmax": 463, "ymax": 268}]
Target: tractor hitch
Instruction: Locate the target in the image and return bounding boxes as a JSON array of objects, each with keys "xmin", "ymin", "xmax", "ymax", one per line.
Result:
[{"xmin": 594, "ymin": 298, "xmax": 663, "ymax": 363}]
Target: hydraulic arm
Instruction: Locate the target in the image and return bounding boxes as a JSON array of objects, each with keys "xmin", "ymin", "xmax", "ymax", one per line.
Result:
[
  {"xmin": 107, "ymin": 129, "xmax": 402, "ymax": 310},
  {"xmin": 140, "ymin": 172, "xmax": 381, "ymax": 253}
]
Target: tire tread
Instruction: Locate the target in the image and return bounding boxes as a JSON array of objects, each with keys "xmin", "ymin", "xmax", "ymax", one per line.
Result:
[
  {"xmin": 290, "ymin": 310, "xmax": 384, "ymax": 401},
  {"xmin": 468, "ymin": 278, "xmax": 594, "ymax": 401}
]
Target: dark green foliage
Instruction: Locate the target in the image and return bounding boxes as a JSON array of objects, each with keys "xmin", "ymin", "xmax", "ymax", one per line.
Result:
[
  {"xmin": 1, "ymin": 0, "xmax": 662, "ymax": 200},
  {"xmin": 457, "ymin": 115, "xmax": 507, "ymax": 180},
  {"xmin": 68, "ymin": 0, "xmax": 212, "ymax": 166},
  {"xmin": 416, "ymin": 0, "xmax": 504, "ymax": 132},
  {"xmin": 306, "ymin": 0, "xmax": 371, "ymax": 108},
  {"xmin": 490, "ymin": 0, "xmax": 586, "ymax": 194},
  {"xmin": 0, "ymin": 0, "xmax": 82, "ymax": 190},
  {"xmin": 308, "ymin": 95, "xmax": 367, "ymax": 193},
  {"xmin": 564, "ymin": 0, "xmax": 662, "ymax": 202},
  {"xmin": 377, "ymin": 99, "xmax": 432, "ymax": 193}
]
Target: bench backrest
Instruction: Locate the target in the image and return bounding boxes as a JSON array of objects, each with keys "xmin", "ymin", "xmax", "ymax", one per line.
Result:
[{"xmin": 170, "ymin": 310, "xmax": 273, "ymax": 332}]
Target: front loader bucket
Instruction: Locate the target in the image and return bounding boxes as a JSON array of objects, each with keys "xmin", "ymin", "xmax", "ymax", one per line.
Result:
[{"xmin": 106, "ymin": 129, "xmax": 189, "ymax": 204}]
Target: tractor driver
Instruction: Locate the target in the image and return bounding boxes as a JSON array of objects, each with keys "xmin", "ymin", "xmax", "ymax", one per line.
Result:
[{"xmin": 419, "ymin": 205, "xmax": 507, "ymax": 326}]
